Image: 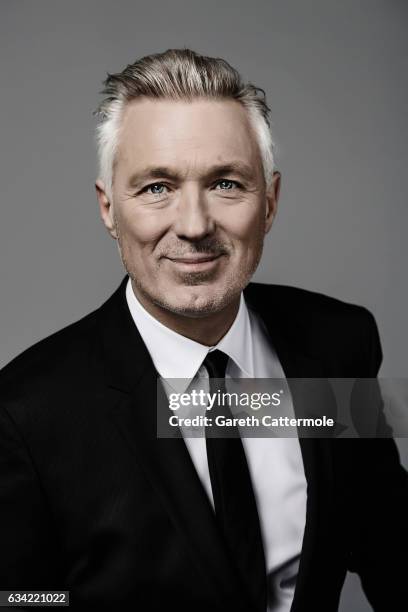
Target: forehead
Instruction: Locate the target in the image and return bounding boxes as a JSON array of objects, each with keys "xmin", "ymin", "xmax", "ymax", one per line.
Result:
[{"xmin": 116, "ymin": 97, "xmax": 262, "ymax": 173}]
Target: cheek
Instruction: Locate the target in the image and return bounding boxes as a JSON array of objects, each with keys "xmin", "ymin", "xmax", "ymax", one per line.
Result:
[
  {"xmin": 218, "ymin": 204, "xmax": 265, "ymax": 244},
  {"xmin": 116, "ymin": 206, "xmax": 169, "ymax": 248}
]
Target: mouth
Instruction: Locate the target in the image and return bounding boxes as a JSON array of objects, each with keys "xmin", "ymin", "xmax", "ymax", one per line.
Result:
[{"xmin": 165, "ymin": 253, "xmax": 224, "ymax": 272}]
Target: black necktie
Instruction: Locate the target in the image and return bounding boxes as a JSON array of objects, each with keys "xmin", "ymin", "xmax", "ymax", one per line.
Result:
[{"xmin": 203, "ymin": 349, "xmax": 267, "ymax": 612}]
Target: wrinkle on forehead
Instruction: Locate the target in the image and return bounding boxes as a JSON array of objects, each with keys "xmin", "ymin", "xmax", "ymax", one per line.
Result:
[{"xmin": 115, "ymin": 98, "xmax": 263, "ymax": 182}]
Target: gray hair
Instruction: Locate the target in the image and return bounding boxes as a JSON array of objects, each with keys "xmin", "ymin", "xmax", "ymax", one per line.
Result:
[{"xmin": 94, "ymin": 48, "xmax": 276, "ymax": 199}]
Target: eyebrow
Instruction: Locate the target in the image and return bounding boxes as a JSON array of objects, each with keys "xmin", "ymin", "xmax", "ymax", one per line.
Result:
[{"xmin": 127, "ymin": 162, "xmax": 256, "ymax": 187}]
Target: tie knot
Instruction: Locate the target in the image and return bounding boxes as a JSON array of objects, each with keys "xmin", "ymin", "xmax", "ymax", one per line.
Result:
[{"xmin": 203, "ymin": 349, "xmax": 229, "ymax": 379}]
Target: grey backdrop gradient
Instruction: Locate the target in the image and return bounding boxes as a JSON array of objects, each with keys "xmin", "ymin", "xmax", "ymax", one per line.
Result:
[{"xmin": 0, "ymin": 1, "xmax": 407, "ymax": 610}]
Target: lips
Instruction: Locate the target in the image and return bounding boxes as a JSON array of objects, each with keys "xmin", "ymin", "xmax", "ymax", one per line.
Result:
[
  {"xmin": 164, "ymin": 253, "xmax": 224, "ymax": 272},
  {"xmin": 167, "ymin": 254, "xmax": 221, "ymax": 264}
]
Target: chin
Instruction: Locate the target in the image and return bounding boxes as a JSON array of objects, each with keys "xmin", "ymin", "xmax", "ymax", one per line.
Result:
[{"xmin": 155, "ymin": 285, "xmax": 238, "ymax": 318}]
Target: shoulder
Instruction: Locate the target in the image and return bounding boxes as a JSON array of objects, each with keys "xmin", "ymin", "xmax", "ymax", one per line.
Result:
[
  {"xmin": 0, "ymin": 307, "xmax": 101, "ymax": 407},
  {"xmin": 0, "ymin": 277, "xmax": 130, "ymax": 403},
  {"xmin": 244, "ymin": 282, "xmax": 382, "ymax": 375},
  {"xmin": 245, "ymin": 281, "xmax": 378, "ymax": 327}
]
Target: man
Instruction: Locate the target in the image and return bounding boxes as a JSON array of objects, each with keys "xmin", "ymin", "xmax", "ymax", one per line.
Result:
[{"xmin": 0, "ymin": 48, "xmax": 407, "ymax": 611}]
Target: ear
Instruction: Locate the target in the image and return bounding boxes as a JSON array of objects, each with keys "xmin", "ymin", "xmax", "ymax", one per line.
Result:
[
  {"xmin": 265, "ymin": 171, "xmax": 281, "ymax": 234},
  {"xmin": 95, "ymin": 179, "xmax": 117, "ymax": 239}
]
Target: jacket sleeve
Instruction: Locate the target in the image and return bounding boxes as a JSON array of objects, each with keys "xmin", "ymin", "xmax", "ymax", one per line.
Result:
[
  {"xmin": 0, "ymin": 403, "xmax": 63, "ymax": 591},
  {"xmin": 348, "ymin": 311, "xmax": 408, "ymax": 610}
]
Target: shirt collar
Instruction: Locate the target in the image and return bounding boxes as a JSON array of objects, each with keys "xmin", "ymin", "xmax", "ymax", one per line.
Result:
[{"xmin": 125, "ymin": 278, "xmax": 254, "ymax": 380}]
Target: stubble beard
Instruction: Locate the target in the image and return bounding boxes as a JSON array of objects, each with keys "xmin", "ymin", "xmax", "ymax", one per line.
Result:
[{"xmin": 115, "ymin": 219, "xmax": 265, "ymax": 319}]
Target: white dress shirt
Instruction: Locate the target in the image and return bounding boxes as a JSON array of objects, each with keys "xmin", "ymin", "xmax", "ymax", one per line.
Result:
[{"xmin": 126, "ymin": 278, "xmax": 307, "ymax": 611}]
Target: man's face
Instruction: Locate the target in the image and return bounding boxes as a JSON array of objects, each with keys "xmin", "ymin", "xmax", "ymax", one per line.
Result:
[{"xmin": 97, "ymin": 98, "xmax": 280, "ymax": 318}]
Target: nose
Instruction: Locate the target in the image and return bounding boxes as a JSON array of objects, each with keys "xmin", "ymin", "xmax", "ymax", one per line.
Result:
[{"xmin": 172, "ymin": 184, "xmax": 215, "ymax": 240}]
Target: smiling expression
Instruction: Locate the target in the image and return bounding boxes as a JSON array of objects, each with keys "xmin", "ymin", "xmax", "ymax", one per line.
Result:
[{"xmin": 97, "ymin": 98, "xmax": 280, "ymax": 319}]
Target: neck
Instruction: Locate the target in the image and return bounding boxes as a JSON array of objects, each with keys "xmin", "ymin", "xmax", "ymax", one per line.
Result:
[{"xmin": 131, "ymin": 281, "xmax": 240, "ymax": 346}]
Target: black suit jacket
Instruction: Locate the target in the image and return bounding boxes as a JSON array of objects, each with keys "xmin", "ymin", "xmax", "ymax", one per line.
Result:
[{"xmin": 0, "ymin": 277, "xmax": 407, "ymax": 611}]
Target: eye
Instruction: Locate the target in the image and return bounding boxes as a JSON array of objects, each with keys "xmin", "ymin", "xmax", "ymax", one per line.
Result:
[
  {"xmin": 214, "ymin": 179, "xmax": 241, "ymax": 190},
  {"xmin": 141, "ymin": 182, "xmax": 169, "ymax": 195}
]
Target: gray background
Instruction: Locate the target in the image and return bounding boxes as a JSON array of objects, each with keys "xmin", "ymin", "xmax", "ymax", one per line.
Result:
[{"xmin": 0, "ymin": 1, "xmax": 406, "ymax": 610}]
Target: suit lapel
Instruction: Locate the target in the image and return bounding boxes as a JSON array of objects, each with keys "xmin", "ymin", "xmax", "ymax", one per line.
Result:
[
  {"xmin": 243, "ymin": 284, "xmax": 336, "ymax": 610},
  {"xmin": 98, "ymin": 277, "xmax": 253, "ymax": 611}
]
